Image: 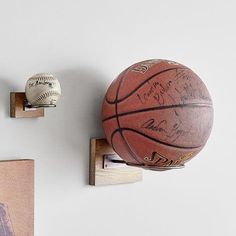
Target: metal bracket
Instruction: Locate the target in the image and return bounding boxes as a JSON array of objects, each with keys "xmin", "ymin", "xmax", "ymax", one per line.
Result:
[
  {"xmin": 103, "ymin": 154, "xmax": 127, "ymax": 169},
  {"xmin": 23, "ymin": 99, "xmax": 56, "ymax": 111},
  {"xmin": 126, "ymin": 162, "xmax": 185, "ymax": 171}
]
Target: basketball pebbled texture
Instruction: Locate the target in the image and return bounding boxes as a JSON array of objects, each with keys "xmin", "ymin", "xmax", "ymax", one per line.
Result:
[{"xmin": 102, "ymin": 59, "xmax": 214, "ymax": 170}]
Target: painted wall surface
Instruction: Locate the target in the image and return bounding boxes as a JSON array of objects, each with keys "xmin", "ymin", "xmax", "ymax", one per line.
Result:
[{"xmin": 0, "ymin": 1, "xmax": 235, "ymax": 235}]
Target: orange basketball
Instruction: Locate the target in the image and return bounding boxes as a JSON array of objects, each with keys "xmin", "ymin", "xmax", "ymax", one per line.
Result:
[{"xmin": 102, "ymin": 59, "xmax": 213, "ymax": 170}]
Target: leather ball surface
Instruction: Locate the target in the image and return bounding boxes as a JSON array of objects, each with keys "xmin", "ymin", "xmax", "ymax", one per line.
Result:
[
  {"xmin": 102, "ymin": 59, "xmax": 213, "ymax": 170},
  {"xmin": 25, "ymin": 73, "xmax": 61, "ymax": 106}
]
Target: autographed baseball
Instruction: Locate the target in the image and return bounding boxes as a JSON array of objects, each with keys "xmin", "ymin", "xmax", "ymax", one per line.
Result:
[{"xmin": 25, "ymin": 73, "xmax": 61, "ymax": 106}]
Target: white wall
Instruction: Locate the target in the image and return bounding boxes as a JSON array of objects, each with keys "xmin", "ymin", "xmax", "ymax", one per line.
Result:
[{"xmin": 0, "ymin": 0, "xmax": 235, "ymax": 235}]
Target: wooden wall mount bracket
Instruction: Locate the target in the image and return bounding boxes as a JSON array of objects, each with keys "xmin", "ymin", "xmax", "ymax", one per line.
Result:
[
  {"xmin": 10, "ymin": 92, "xmax": 44, "ymax": 118},
  {"xmin": 89, "ymin": 138, "xmax": 142, "ymax": 186}
]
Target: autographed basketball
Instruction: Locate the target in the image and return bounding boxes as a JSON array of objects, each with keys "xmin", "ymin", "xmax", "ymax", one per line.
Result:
[{"xmin": 102, "ymin": 59, "xmax": 213, "ymax": 170}]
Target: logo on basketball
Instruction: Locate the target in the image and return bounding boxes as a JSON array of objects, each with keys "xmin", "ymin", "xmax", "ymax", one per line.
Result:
[
  {"xmin": 102, "ymin": 59, "xmax": 213, "ymax": 170},
  {"xmin": 131, "ymin": 59, "xmax": 163, "ymax": 74}
]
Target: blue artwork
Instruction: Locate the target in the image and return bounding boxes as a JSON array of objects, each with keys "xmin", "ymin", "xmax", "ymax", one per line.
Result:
[{"xmin": 0, "ymin": 203, "xmax": 14, "ymax": 236}]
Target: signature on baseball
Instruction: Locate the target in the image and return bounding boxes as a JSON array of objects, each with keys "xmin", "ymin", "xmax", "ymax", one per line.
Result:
[{"xmin": 28, "ymin": 80, "xmax": 55, "ymax": 88}]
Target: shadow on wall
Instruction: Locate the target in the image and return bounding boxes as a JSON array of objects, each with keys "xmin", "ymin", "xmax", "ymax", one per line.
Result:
[
  {"xmin": 0, "ymin": 77, "xmax": 17, "ymax": 118},
  {"xmin": 46, "ymin": 67, "xmax": 109, "ymax": 185}
]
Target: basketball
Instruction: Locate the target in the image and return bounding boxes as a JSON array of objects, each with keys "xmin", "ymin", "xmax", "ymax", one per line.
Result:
[{"xmin": 102, "ymin": 59, "xmax": 213, "ymax": 170}]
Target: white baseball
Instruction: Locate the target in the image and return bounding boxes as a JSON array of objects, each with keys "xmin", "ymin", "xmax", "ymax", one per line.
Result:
[{"xmin": 25, "ymin": 73, "xmax": 61, "ymax": 106}]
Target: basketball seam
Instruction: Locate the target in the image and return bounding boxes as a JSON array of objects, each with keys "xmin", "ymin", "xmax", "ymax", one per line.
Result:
[
  {"xmin": 109, "ymin": 77, "xmax": 124, "ymax": 152},
  {"xmin": 111, "ymin": 128, "xmax": 202, "ymax": 150},
  {"xmin": 102, "ymin": 103, "xmax": 213, "ymax": 122},
  {"xmin": 104, "ymin": 67, "xmax": 131, "ymax": 104},
  {"xmin": 106, "ymin": 67, "xmax": 187, "ymax": 104},
  {"xmin": 113, "ymin": 74, "xmax": 142, "ymax": 165}
]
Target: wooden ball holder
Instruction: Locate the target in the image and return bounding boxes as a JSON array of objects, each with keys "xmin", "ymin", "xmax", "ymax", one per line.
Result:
[
  {"xmin": 89, "ymin": 138, "xmax": 186, "ymax": 186},
  {"xmin": 89, "ymin": 138, "xmax": 143, "ymax": 186},
  {"xmin": 10, "ymin": 92, "xmax": 56, "ymax": 118}
]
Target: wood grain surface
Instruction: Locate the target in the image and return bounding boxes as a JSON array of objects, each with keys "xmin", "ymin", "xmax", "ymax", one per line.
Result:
[{"xmin": 89, "ymin": 138, "xmax": 142, "ymax": 186}]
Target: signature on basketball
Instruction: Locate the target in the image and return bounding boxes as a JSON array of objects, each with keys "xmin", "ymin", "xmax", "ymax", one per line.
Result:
[
  {"xmin": 141, "ymin": 111, "xmax": 191, "ymax": 143},
  {"xmin": 141, "ymin": 119, "xmax": 167, "ymax": 133},
  {"xmin": 136, "ymin": 68, "xmax": 211, "ymax": 106},
  {"xmin": 137, "ymin": 80, "xmax": 173, "ymax": 105},
  {"xmin": 174, "ymin": 70, "xmax": 211, "ymax": 103}
]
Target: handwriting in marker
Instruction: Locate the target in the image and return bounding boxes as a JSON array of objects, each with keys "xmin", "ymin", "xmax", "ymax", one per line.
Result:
[{"xmin": 141, "ymin": 119, "xmax": 167, "ymax": 133}]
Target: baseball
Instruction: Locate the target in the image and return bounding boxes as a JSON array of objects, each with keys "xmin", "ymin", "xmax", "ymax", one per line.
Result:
[{"xmin": 25, "ymin": 73, "xmax": 61, "ymax": 106}]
